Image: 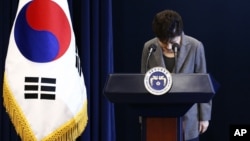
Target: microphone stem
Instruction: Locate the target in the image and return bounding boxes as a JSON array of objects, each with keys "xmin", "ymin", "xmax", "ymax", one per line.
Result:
[
  {"xmin": 145, "ymin": 51, "xmax": 152, "ymax": 71},
  {"xmin": 174, "ymin": 51, "xmax": 178, "ymax": 73},
  {"xmin": 145, "ymin": 45, "xmax": 156, "ymax": 72}
]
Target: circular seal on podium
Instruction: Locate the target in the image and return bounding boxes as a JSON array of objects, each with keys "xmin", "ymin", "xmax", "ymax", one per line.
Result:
[{"xmin": 144, "ymin": 67, "xmax": 173, "ymax": 96}]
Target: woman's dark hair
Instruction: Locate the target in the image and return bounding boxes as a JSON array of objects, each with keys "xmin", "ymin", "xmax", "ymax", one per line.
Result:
[{"xmin": 152, "ymin": 10, "xmax": 183, "ymax": 42}]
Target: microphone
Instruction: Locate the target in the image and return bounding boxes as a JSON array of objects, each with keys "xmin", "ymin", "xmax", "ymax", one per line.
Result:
[
  {"xmin": 172, "ymin": 43, "xmax": 180, "ymax": 54},
  {"xmin": 148, "ymin": 44, "xmax": 156, "ymax": 54},
  {"xmin": 145, "ymin": 44, "xmax": 157, "ymax": 71},
  {"xmin": 171, "ymin": 43, "xmax": 180, "ymax": 73}
]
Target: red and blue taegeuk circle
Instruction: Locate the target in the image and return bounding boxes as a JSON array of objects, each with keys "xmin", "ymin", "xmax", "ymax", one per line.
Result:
[{"xmin": 14, "ymin": 0, "xmax": 71, "ymax": 63}]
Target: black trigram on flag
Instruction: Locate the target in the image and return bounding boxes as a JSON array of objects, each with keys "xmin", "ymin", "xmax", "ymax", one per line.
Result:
[
  {"xmin": 24, "ymin": 77, "xmax": 56, "ymax": 100},
  {"xmin": 75, "ymin": 47, "xmax": 82, "ymax": 77}
]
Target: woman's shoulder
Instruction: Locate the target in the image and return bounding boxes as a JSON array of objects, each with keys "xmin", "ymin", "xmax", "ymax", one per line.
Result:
[
  {"xmin": 144, "ymin": 37, "xmax": 158, "ymax": 47},
  {"xmin": 182, "ymin": 33, "xmax": 203, "ymax": 48}
]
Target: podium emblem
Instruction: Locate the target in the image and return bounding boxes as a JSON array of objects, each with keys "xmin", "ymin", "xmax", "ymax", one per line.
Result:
[{"xmin": 144, "ymin": 67, "xmax": 172, "ymax": 95}]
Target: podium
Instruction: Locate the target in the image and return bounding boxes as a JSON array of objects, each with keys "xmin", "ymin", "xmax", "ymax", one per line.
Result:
[{"xmin": 103, "ymin": 73, "xmax": 219, "ymax": 141}]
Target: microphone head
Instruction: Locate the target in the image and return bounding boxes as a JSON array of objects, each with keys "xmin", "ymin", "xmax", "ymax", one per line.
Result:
[
  {"xmin": 172, "ymin": 43, "xmax": 180, "ymax": 51},
  {"xmin": 148, "ymin": 44, "xmax": 157, "ymax": 52}
]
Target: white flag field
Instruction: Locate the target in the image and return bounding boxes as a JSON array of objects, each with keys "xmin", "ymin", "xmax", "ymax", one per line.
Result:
[{"xmin": 3, "ymin": 0, "xmax": 88, "ymax": 140}]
